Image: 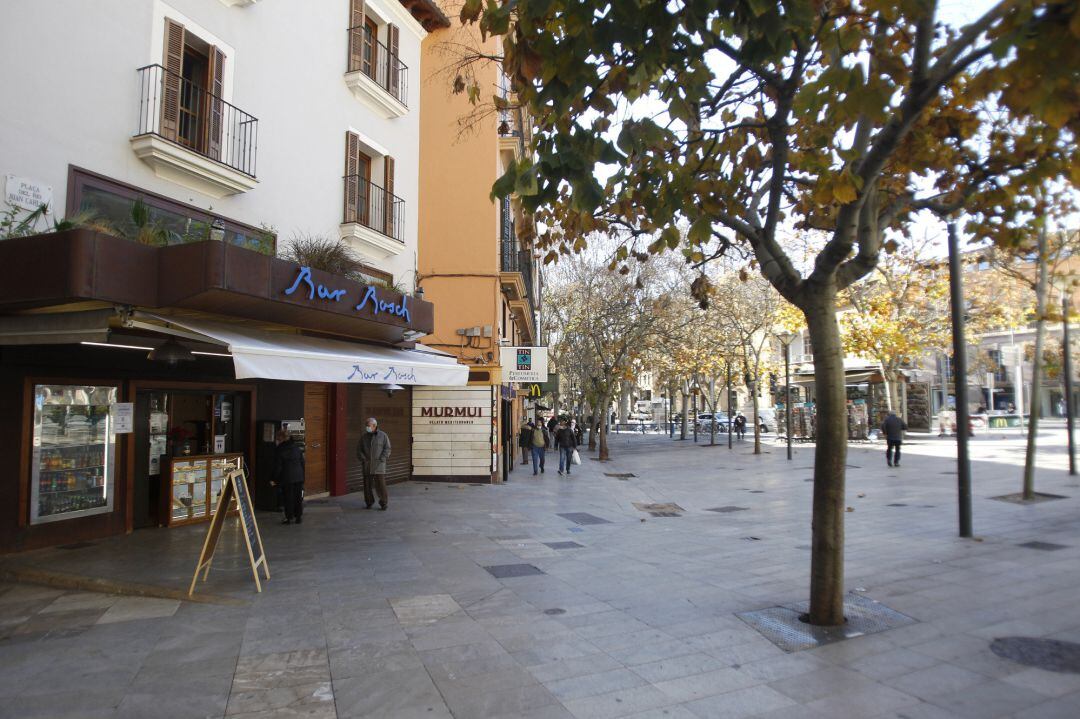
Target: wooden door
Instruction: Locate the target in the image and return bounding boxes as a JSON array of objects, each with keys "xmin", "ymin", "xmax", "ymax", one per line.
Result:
[{"xmin": 304, "ymin": 384, "xmax": 328, "ymax": 493}]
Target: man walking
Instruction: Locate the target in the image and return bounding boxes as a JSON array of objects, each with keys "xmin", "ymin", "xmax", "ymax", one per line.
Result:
[
  {"xmin": 357, "ymin": 417, "xmax": 391, "ymax": 510},
  {"xmin": 882, "ymin": 410, "xmax": 907, "ymax": 467},
  {"xmin": 555, "ymin": 419, "xmax": 578, "ymax": 476},
  {"xmin": 529, "ymin": 420, "xmax": 547, "ymax": 475},
  {"xmin": 272, "ymin": 428, "xmax": 305, "ymax": 524},
  {"xmin": 518, "ymin": 419, "xmax": 531, "ymax": 465}
]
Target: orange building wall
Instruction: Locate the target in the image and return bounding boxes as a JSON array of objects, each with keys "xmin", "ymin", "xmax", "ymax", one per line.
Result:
[{"xmin": 417, "ymin": 19, "xmax": 503, "ymax": 370}]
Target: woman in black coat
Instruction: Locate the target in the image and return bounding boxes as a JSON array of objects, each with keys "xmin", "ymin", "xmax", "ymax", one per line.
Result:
[{"xmin": 272, "ymin": 429, "xmax": 305, "ymax": 524}]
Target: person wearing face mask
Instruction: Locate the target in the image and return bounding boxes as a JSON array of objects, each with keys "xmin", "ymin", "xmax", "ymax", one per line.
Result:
[{"xmin": 357, "ymin": 417, "xmax": 391, "ymax": 510}]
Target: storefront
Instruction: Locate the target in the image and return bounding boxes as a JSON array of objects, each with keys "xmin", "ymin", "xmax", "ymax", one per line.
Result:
[{"xmin": 0, "ymin": 229, "xmax": 466, "ymax": 552}]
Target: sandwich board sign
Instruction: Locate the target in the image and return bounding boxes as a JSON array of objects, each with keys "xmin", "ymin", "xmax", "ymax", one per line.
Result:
[{"xmin": 189, "ymin": 468, "xmax": 269, "ymax": 594}]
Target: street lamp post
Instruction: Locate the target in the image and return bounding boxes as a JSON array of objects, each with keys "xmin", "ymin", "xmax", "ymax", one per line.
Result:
[
  {"xmin": 777, "ymin": 331, "xmax": 796, "ymax": 460},
  {"xmin": 1063, "ymin": 294, "xmax": 1076, "ymax": 475},
  {"xmin": 727, "ymin": 363, "xmax": 733, "ymax": 449},
  {"xmin": 691, "ymin": 379, "xmax": 699, "ymax": 443},
  {"xmin": 947, "ymin": 222, "xmax": 973, "ymax": 538}
]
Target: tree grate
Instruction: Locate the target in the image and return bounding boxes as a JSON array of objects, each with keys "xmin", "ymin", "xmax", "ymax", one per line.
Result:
[
  {"xmin": 544, "ymin": 608, "xmax": 567, "ymax": 615},
  {"xmin": 737, "ymin": 592, "xmax": 916, "ymax": 653},
  {"xmin": 544, "ymin": 541, "xmax": 584, "ymax": 550},
  {"xmin": 1017, "ymin": 541, "xmax": 1069, "ymax": 551},
  {"xmin": 557, "ymin": 512, "xmax": 611, "ymax": 525},
  {"xmin": 991, "ymin": 637, "xmax": 1080, "ymax": 673},
  {"xmin": 886, "ymin": 503, "xmax": 909, "ymax": 507},
  {"xmin": 707, "ymin": 506, "xmax": 749, "ymax": 513},
  {"xmin": 484, "ymin": 563, "xmax": 545, "ymax": 578},
  {"xmin": 992, "ymin": 492, "xmax": 1069, "ymax": 504},
  {"xmin": 604, "ymin": 473, "xmax": 636, "ymax": 478}
]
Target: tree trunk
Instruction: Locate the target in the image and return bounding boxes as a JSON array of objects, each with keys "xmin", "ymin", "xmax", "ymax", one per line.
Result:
[
  {"xmin": 752, "ymin": 377, "xmax": 761, "ymax": 454},
  {"xmin": 680, "ymin": 390, "xmax": 688, "ymax": 439},
  {"xmin": 709, "ymin": 378, "xmax": 717, "ymax": 446},
  {"xmin": 805, "ymin": 288, "xmax": 847, "ymax": 626},
  {"xmin": 598, "ymin": 391, "xmax": 612, "ymax": 460},
  {"xmin": 1023, "ymin": 225, "xmax": 1049, "ymax": 499}
]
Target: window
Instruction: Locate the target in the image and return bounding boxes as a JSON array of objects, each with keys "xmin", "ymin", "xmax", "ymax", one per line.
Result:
[
  {"xmin": 343, "ymin": 132, "xmax": 399, "ymax": 240},
  {"xmin": 162, "ymin": 19, "xmax": 226, "ymax": 159},
  {"xmin": 802, "ymin": 331, "xmax": 813, "ymax": 358},
  {"xmin": 68, "ymin": 168, "xmax": 274, "ymax": 254}
]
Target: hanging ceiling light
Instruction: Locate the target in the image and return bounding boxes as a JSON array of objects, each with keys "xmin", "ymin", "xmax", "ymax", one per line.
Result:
[{"xmin": 147, "ymin": 338, "xmax": 195, "ymax": 365}]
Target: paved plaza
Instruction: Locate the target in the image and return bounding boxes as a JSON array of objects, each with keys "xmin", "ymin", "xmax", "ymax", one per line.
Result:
[{"xmin": 2, "ymin": 429, "xmax": 1080, "ymax": 718}]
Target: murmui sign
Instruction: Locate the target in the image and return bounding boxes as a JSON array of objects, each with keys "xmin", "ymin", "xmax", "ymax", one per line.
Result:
[{"xmin": 284, "ymin": 266, "xmax": 410, "ymax": 323}]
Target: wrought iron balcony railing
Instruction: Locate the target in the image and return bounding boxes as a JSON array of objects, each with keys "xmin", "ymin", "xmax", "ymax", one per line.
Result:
[
  {"xmin": 135, "ymin": 64, "xmax": 258, "ymax": 177},
  {"xmin": 343, "ymin": 174, "xmax": 404, "ymax": 241},
  {"xmin": 347, "ymin": 26, "xmax": 408, "ymax": 107}
]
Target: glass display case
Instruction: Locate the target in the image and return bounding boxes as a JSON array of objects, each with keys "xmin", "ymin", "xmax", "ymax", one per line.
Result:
[
  {"xmin": 30, "ymin": 384, "xmax": 118, "ymax": 525},
  {"xmin": 162, "ymin": 453, "xmax": 243, "ymax": 526}
]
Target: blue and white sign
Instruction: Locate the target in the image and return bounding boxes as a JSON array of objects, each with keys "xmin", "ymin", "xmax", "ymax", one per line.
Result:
[{"xmin": 500, "ymin": 346, "xmax": 548, "ymax": 383}]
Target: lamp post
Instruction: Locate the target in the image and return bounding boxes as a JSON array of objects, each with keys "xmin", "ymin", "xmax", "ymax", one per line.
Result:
[
  {"xmin": 947, "ymin": 222, "xmax": 973, "ymax": 538},
  {"xmin": 777, "ymin": 331, "xmax": 795, "ymax": 460},
  {"xmin": 1064, "ymin": 294, "xmax": 1076, "ymax": 475},
  {"xmin": 691, "ymin": 379, "xmax": 700, "ymax": 443}
]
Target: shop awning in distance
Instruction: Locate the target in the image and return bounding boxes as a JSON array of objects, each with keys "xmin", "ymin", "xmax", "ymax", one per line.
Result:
[{"xmin": 144, "ymin": 314, "xmax": 468, "ymax": 386}]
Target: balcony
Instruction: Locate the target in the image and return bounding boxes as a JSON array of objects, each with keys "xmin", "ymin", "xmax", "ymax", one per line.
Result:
[
  {"xmin": 340, "ymin": 174, "xmax": 405, "ymax": 260},
  {"xmin": 344, "ymin": 26, "xmax": 408, "ymax": 118},
  {"xmin": 130, "ymin": 64, "xmax": 258, "ymax": 198}
]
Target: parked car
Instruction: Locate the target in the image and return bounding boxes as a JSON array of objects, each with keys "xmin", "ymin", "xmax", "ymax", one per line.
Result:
[{"xmin": 695, "ymin": 413, "xmax": 730, "ymax": 430}]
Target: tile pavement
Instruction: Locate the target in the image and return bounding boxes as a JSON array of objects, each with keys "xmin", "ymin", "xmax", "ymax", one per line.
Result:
[{"xmin": 1, "ymin": 430, "xmax": 1080, "ymax": 717}]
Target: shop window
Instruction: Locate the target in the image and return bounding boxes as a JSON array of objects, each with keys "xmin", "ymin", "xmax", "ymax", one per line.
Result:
[
  {"xmin": 30, "ymin": 384, "xmax": 118, "ymax": 525},
  {"xmin": 68, "ymin": 168, "xmax": 275, "ymax": 254}
]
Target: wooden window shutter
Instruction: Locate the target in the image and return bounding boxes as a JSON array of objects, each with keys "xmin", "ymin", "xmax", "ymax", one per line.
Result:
[
  {"xmin": 161, "ymin": 18, "xmax": 185, "ymax": 142},
  {"xmin": 387, "ymin": 24, "xmax": 400, "ymax": 97},
  {"xmin": 206, "ymin": 47, "xmax": 225, "ymax": 161},
  {"xmin": 383, "ymin": 155, "xmax": 395, "ymax": 237},
  {"xmin": 348, "ymin": 0, "xmax": 366, "ymax": 72},
  {"xmin": 344, "ymin": 132, "xmax": 360, "ymax": 224}
]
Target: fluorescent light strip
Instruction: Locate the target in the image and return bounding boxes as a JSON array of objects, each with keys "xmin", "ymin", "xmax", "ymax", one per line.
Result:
[
  {"xmin": 81, "ymin": 342, "xmax": 231, "ymax": 358},
  {"xmin": 82, "ymin": 341, "xmax": 153, "ymax": 351}
]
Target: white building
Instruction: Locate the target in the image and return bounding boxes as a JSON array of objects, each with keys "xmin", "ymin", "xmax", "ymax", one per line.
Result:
[{"xmin": 1, "ymin": 0, "xmax": 448, "ymax": 288}]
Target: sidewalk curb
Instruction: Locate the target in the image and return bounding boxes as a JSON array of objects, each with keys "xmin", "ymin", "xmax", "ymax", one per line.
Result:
[{"xmin": 0, "ymin": 563, "xmax": 247, "ymax": 606}]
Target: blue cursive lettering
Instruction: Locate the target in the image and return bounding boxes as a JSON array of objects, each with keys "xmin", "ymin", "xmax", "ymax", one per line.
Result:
[
  {"xmin": 381, "ymin": 366, "xmax": 417, "ymax": 383},
  {"xmin": 355, "ymin": 286, "xmax": 411, "ymax": 323},
  {"xmin": 347, "ymin": 365, "xmax": 380, "ymax": 382},
  {"xmin": 284, "ymin": 267, "xmax": 347, "ymax": 302}
]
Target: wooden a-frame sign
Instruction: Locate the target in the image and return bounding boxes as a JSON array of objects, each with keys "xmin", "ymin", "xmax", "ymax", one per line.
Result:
[{"xmin": 189, "ymin": 468, "xmax": 269, "ymax": 594}]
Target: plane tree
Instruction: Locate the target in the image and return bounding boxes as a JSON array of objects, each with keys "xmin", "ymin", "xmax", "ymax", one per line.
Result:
[{"xmin": 465, "ymin": 0, "xmax": 1079, "ymax": 625}]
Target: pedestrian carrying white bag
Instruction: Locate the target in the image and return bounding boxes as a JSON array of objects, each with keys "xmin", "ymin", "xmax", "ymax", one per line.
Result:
[{"xmin": 571, "ymin": 449, "xmax": 581, "ymax": 466}]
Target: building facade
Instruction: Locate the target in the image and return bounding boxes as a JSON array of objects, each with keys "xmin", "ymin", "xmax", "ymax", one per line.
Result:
[
  {"xmin": 415, "ymin": 7, "xmax": 542, "ymax": 482},
  {"xmin": 0, "ymin": 0, "xmax": 463, "ymax": 552}
]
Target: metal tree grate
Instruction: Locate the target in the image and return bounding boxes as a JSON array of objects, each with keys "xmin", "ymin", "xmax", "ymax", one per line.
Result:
[
  {"xmin": 604, "ymin": 473, "xmax": 636, "ymax": 479},
  {"xmin": 557, "ymin": 512, "xmax": 612, "ymax": 525},
  {"xmin": 484, "ymin": 563, "xmax": 545, "ymax": 578},
  {"xmin": 707, "ymin": 506, "xmax": 749, "ymax": 513},
  {"xmin": 737, "ymin": 592, "xmax": 917, "ymax": 653},
  {"xmin": 992, "ymin": 492, "xmax": 1069, "ymax": 504},
  {"xmin": 1017, "ymin": 541, "xmax": 1070, "ymax": 551},
  {"xmin": 544, "ymin": 541, "xmax": 584, "ymax": 550},
  {"xmin": 991, "ymin": 637, "xmax": 1080, "ymax": 673}
]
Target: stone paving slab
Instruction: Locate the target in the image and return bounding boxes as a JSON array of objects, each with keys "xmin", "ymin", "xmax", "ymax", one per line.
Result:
[{"xmin": 2, "ymin": 431, "xmax": 1080, "ymax": 717}]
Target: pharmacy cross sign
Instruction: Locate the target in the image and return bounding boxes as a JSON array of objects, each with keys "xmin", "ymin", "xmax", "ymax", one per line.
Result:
[{"xmin": 283, "ymin": 266, "xmax": 410, "ymax": 323}]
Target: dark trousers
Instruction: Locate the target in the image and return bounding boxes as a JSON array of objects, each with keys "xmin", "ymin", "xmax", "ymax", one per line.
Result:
[
  {"xmin": 886, "ymin": 440, "xmax": 902, "ymax": 465},
  {"xmin": 520, "ymin": 445, "xmax": 530, "ymax": 464},
  {"xmin": 559, "ymin": 447, "xmax": 575, "ymax": 473},
  {"xmin": 282, "ymin": 483, "xmax": 304, "ymax": 520},
  {"xmin": 364, "ymin": 472, "xmax": 388, "ymax": 507}
]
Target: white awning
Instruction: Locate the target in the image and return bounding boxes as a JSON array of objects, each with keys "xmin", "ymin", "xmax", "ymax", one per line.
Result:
[{"xmin": 142, "ymin": 315, "xmax": 468, "ymax": 386}]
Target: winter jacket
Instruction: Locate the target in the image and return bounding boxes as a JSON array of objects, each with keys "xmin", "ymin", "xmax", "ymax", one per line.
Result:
[
  {"xmin": 882, "ymin": 414, "xmax": 907, "ymax": 442},
  {"xmin": 273, "ymin": 439, "xmax": 306, "ymax": 485},
  {"xmin": 518, "ymin": 426, "xmax": 532, "ymax": 448},
  {"xmin": 531, "ymin": 426, "xmax": 547, "ymax": 448},
  {"xmin": 358, "ymin": 429, "xmax": 392, "ymax": 474},
  {"xmin": 555, "ymin": 427, "xmax": 578, "ymax": 449}
]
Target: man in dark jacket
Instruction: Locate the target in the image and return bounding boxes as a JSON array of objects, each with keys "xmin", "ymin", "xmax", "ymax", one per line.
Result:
[
  {"xmin": 358, "ymin": 417, "xmax": 391, "ymax": 510},
  {"xmin": 555, "ymin": 420, "xmax": 578, "ymax": 476},
  {"xmin": 272, "ymin": 429, "xmax": 305, "ymax": 525},
  {"xmin": 882, "ymin": 411, "xmax": 907, "ymax": 467},
  {"xmin": 518, "ymin": 420, "xmax": 531, "ymax": 465}
]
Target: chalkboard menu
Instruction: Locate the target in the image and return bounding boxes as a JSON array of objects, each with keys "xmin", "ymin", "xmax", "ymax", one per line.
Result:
[
  {"xmin": 189, "ymin": 468, "xmax": 269, "ymax": 594},
  {"xmin": 231, "ymin": 469, "xmax": 262, "ymax": 565}
]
